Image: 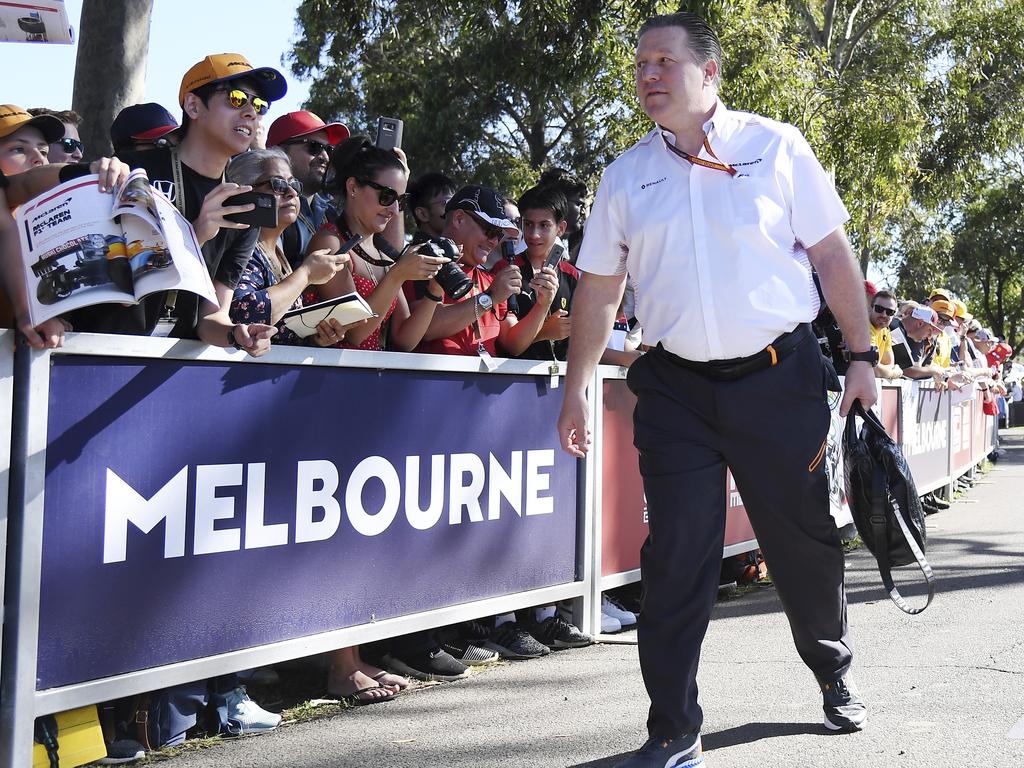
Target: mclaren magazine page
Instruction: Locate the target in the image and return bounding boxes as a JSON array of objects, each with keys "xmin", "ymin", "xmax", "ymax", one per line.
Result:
[{"xmin": 16, "ymin": 170, "xmax": 215, "ymax": 325}]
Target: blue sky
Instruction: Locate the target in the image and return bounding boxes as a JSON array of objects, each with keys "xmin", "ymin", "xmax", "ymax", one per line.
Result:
[{"xmin": 0, "ymin": 0, "xmax": 312, "ymax": 116}]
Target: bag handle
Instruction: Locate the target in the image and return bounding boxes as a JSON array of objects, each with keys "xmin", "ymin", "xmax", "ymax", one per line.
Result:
[{"xmin": 850, "ymin": 401, "xmax": 936, "ymax": 615}]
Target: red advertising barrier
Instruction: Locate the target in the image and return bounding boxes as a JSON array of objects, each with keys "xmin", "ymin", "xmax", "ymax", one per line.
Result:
[{"xmin": 600, "ymin": 380, "xmax": 757, "ymax": 577}]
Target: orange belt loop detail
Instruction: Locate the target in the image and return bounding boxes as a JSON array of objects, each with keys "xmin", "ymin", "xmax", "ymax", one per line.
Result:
[{"xmin": 767, "ymin": 345, "xmax": 778, "ymax": 366}]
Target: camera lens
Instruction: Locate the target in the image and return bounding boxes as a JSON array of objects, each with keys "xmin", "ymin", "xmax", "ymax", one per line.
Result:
[{"xmin": 427, "ymin": 237, "xmax": 472, "ymax": 300}]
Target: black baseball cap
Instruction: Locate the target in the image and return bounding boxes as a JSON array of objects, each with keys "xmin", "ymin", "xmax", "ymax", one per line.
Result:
[
  {"xmin": 445, "ymin": 184, "xmax": 520, "ymax": 238},
  {"xmin": 110, "ymin": 103, "xmax": 180, "ymax": 150}
]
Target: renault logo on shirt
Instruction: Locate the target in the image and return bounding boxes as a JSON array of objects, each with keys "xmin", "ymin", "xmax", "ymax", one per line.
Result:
[{"xmin": 641, "ymin": 177, "xmax": 667, "ymax": 190}]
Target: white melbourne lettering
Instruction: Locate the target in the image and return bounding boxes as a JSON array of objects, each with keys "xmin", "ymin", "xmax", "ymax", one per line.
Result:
[{"xmin": 103, "ymin": 450, "xmax": 558, "ymax": 561}]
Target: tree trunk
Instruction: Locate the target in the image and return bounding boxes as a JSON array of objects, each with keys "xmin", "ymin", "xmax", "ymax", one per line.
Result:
[{"xmin": 72, "ymin": 0, "xmax": 154, "ymax": 160}]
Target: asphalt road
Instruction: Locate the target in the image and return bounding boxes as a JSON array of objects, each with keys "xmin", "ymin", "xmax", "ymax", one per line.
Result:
[{"xmin": 167, "ymin": 430, "xmax": 1024, "ymax": 768}]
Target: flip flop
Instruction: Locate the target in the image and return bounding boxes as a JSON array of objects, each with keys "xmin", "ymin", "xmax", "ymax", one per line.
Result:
[
  {"xmin": 329, "ymin": 682, "xmax": 395, "ymax": 706},
  {"xmin": 372, "ymin": 671, "xmax": 409, "ymax": 690}
]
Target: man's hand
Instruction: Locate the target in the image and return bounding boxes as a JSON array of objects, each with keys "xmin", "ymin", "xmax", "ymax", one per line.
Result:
[
  {"xmin": 193, "ymin": 183, "xmax": 255, "ymax": 245},
  {"xmin": 489, "ymin": 264, "xmax": 522, "ymax": 303},
  {"xmin": 541, "ymin": 309, "xmax": 571, "ymax": 341},
  {"xmin": 231, "ymin": 323, "xmax": 276, "ymax": 357},
  {"xmin": 840, "ymin": 360, "xmax": 877, "ymax": 416},
  {"xmin": 531, "ymin": 266, "xmax": 559, "ymax": 309},
  {"xmin": 88, "ymin": 157, "xmax": 131, "ymax": 193},
  {"xmin": 19, "ymin": 316, "xmax": 71, "ymax": 350},
  {"xmin": 557, "ymin": 390, "xmax": 591, "ymax": 457}
]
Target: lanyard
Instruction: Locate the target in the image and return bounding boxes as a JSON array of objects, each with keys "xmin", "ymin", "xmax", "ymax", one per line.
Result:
[{"xmin": 663, "ymin": 133, "xmax": 736, "ymax": 176}]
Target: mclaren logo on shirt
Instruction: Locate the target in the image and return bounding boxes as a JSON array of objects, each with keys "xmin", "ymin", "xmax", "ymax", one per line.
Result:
[{"xmin": 641, "ymin": 177, "xmax": 667, "ymax": 190}]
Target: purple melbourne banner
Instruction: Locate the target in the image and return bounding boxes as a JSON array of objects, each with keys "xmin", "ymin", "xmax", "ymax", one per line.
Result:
[{"xmin": 37, "ymin": 356, "xmax": 578, "ymax": 689}]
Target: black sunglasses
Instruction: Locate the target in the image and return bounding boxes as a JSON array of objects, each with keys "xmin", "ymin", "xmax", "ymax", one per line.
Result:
[
  {"xmin": 284, "ymin": 138, "xmax": 333, "ymax": 157},
  {"xmin": 468, "ymin": 212, "xmax": 504, "ymax": 241},
  {"xmin": 872, "ymin": 304, "xmax": 896, "ymax": 317},
  {"xmin": 255, "ymin": 175, "xmax": 303, "ymax": 195},
  {"xmin": 357, "ymin": 177, "xmax": 408, "ymax": 209},
  {"xmin": 57, "ymin": 137, "xmax": 84, "ymax": 154}
]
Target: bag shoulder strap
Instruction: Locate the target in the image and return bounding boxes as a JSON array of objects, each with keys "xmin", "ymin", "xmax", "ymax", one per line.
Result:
[{"xmin": 852, "ymin": 401, "xmax": 935, "ymax": 615}]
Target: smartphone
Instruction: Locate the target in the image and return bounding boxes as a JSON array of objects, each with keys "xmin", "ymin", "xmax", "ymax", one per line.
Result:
[
  {"xmin": 224, "ymin": 191, "xmax": 278, "ymax": 228},
  {"xmin": 375, "ymin": 117, "xmax": 404, "ymax": 150},
  {"xmin": 337, "ymin": 232, "xmax": 364, "ymax": 254},
  {"xmin": 544, "ymin": 242, "xmax": 566, "ymax": 271}
]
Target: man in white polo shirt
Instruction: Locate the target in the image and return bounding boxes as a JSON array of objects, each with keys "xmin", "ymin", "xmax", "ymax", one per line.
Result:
[{"xmin": 557, "ymin": 11, "xmax": 878, "ymax": 768}]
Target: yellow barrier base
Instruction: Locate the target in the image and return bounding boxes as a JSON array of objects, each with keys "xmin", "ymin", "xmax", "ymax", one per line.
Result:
[{"xmin": 32, "ymin": 706, "xmax": 107, "ymax": 767}]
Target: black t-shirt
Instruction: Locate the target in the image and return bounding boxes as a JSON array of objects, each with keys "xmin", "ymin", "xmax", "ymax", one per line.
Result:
[
  {"xmin": 890, "ymin": 320, "xmax": 933, "ymax": 372},
  {"xmin": 504, "ymin": 255, "xmax": 579, "ymax": 361},
  {"xmin": 67, "ymin": 148, "xmax": 258, "ymax": 337}
]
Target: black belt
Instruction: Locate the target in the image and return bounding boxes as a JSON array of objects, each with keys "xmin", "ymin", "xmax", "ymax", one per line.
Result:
[{"xmin": 654, "ymin": 324, "xmax": 812, "ymax": 381}]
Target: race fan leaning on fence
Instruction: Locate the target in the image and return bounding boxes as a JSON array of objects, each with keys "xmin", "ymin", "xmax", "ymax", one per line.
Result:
[
  {"xmin": 64, "ymin": 53, "xmax": 288, "ymax": 357},
  {"xmin": 557, "ymin": 12, "xmax": 879, "ymax": 768}
]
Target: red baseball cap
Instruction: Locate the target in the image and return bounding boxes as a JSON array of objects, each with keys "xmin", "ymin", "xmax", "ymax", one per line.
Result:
[
  {"xmin": 267, "ymin": 110, "xmax": 349, "ymax": 148},
  {"xmin": 993, "ymin": 341, "xmax": 1013, "ymax": 360},
  {"xmin": 863, "ymin": 280, "xmax": 878, "ymax": 297}
]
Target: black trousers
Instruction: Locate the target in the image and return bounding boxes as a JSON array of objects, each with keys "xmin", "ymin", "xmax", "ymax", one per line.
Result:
[{"xmin": 627, "ymin": 334, "xmax": 851, "ymax": 739}]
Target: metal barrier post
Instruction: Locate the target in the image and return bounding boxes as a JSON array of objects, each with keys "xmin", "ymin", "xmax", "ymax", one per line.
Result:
[
  {"xmin": 0, "ymin": 341, "xmax": 51, "ymax": 765},
  {"xmin": 0, "ymin": 330, "xmax": 15, "ymax": 701}
]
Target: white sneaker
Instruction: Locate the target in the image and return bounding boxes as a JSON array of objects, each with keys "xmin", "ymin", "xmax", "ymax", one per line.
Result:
[
  {"xmin": 602, "ymin": 594, "xmax": 637, "ymax": 627},
  {"xmin": 601, "ymin": 611, "xmax": 622, "ymax": 633},
  {"xmin": 225, "ymin": 686, "xmax": 281, "ymax": 735}
]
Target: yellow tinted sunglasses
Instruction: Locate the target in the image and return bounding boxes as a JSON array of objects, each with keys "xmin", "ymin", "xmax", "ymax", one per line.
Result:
[{"xmin": 221, "ymin": 88, "xmax": 270, "ymax": 116}]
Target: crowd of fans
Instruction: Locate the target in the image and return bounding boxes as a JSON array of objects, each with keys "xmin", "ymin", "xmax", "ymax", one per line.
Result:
[{"xmin": 2, "ymin": 50, "xmax": 1014, "ymax": 764}]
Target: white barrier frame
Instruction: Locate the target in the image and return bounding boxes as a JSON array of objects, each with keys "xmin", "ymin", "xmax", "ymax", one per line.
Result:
[
  {"xmin": 0, "ymin": 331, "xmax": 14, "ymax": 693},
  {"xmin": 0, "ymin": 334, "xmax": 590, "ymax": 765}
]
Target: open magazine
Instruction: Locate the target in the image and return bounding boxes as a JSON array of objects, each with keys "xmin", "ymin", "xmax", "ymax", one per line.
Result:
[{"xmin": 16, "ymin": 170, "xmax": 216, "ymax": 325}]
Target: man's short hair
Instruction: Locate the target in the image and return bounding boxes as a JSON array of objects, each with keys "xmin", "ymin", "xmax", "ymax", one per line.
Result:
[
  {"xmin": 27, "ymin": 107, "xmax": 82, "ymax": 126},
  {"xmin": 639, "ymin": 11, "xmax": 723, "ymax": 88},
  {"xmin": 408, "ymin": 171, "xmax": 455, "ymax": 213},
  {"xmin": 874, "ymin": 290, "xmax": 897, "ymax": 304},
  {"xmin": 537, "ymin": 167, "xmax": 586, "ymax": 199},
  {"xmin": 518, "ymin": 185, "xmax": 568, "ymax": 224}
]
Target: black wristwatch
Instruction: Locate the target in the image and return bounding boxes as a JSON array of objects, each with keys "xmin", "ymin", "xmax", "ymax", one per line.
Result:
[
  {"xmin": 847, "ymin": 347, "xmax": 879, "ymax": 365},
  {"xmin": 227, "ymin": 325, "xmax": 244, "ymax": 350}
]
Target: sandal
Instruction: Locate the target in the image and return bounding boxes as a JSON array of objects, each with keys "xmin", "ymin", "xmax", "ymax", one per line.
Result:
[
  {"xmin": 329, "ymin": 682, "xmax": 395, "ymax": 706},
  {"xmin": 372, "ymin": 671, "xmax": 409, "ymax": 690}
]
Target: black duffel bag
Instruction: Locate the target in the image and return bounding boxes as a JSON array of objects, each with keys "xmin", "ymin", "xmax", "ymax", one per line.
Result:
[{"xmin": 844, "ymin": 401, "xmax": 935, "ymax": 614}]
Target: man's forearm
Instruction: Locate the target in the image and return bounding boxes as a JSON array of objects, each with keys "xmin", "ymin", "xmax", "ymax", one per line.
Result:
[
  {"xmin": 501, "ymin": 302, "xmax": 550, "ymax": 357},
  {"xmin": 564, "ymin": 272, "xmax": 626, "ymax": 394},
  {"xmin": 422, "ymin": 296, "xmax": 478, "ymax": 341},
  {"xmin": 806, "ymin": 229, "xmax": 871, "ymax": 352}
]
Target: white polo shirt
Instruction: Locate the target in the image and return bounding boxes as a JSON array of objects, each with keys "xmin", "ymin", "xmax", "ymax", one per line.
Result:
[{"xmin": 577, "ymin": 101, "xmax": 849, "ymax": 361}]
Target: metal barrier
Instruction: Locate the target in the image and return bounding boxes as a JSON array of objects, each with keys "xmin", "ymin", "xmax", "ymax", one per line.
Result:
[
  {"xmin": 0, "ymin": 336, "xmax": 998, "ymax": 764},
  {"xmin": 0, "ymin": 331, "xmax": 14, "ymax": 692},
  {"xmin": 0, "ymin": 334, "xmax": 590, "ymax": 765}
]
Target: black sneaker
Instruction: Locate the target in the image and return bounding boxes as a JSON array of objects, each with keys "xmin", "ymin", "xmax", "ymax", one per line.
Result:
[
  {"xmin": 382, "ymin": 648, "xmax": 469, "ymax": 682},
  {"xmin": 457, "ymin": 619, "xmax": 492, "ymax": 642},
  {"xmin": 532, "ymin": 615, "xmax": 593, "ymax": 649},
  {"xmin": 440, "ymin": 637, "xmax": 500, "ymax": 666},
  {"xmin": 821, "ymin": 675, "xmax": 867, "ymax": 732},
  {"xmin": 485, "ymin": 621, "xmax": 550, "ymax": 660},
  {"xmin": 97, "ymin": 739, "xmax": 146, "ymax": 764},
  {"xmin": 614, "ymin": 733, "xmax": 703, "ymax": 767}
]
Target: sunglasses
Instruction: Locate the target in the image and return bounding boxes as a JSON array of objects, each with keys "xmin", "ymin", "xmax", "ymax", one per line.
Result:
[
  {"xmin": 357, "ymin": 177, "xmax": 408, "ymax": 209},
  {"xmin": 219, "ymin": 88, "xmax": 270, "ymax": 116},
  {"xmin": 285, "ymin": 138, "xmax": 333, "ymax": 157},
  {"xmin": 56, "ymin": 137, "xmax": 84, "ymax": 154},
  {"xmin": 468, "ymin": 212, "xmax": 504, "ymax": 241},
  {"xmin": 256, "ymin": 175, "xmax": 303, "ymax": 195},
  {"xmin": 872, "ymin": 304, "xmax": 896, "ymax": 317}
]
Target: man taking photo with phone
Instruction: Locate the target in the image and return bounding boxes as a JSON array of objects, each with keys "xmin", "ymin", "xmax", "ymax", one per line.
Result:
[{"xmin": 67, "ymin": 53, "xmax": 288, "ymax": 356}]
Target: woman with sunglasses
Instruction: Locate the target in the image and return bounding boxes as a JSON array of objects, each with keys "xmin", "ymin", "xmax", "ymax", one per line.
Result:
[
  {"xmin": 226, "ymin": 148, "xmax": 353, "ymax": 346},
  {"xmin": 308, "ymin": 136, "xmax": 446, "ymax": 351}
]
